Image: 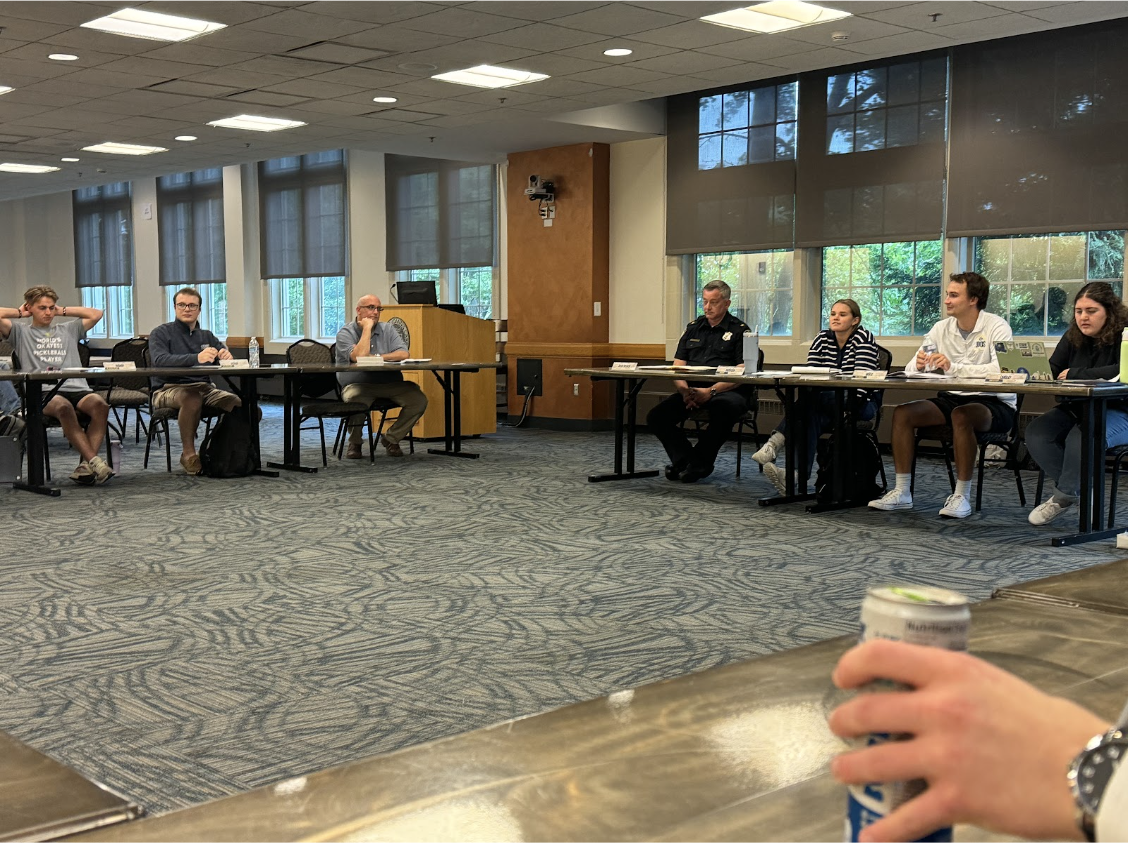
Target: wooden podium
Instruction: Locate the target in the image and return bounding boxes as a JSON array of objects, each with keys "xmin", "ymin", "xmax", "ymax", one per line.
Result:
[{"xmin": 379, "ymin": 305, "xmax": 497, "ymax": 440}]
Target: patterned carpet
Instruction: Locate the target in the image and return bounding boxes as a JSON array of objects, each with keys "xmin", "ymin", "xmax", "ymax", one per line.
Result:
[{"xmin": 0, "ymin": 403, "xmax": 1120, "ymax": 814}]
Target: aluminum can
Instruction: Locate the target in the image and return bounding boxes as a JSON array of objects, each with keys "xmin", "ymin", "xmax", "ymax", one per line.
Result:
[{"xmin": 846, "ymin": 585, "xmax": 971, "ymax": 843}]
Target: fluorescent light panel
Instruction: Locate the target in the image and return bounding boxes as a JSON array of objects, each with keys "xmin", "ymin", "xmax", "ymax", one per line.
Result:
[
  {"xmin": 0, "ymin": 85, "xmax": 13, "ymax": 96},
  {"xmin": 81, "ymin": 8, "xmax": 225, "ymax": 42},
  {"xmin": 702, "ymin": 1, "xmax": 850, "ymax": 33},
  {"xmin": 82, "ymin": 142, "xmax": 167, "ymax": 155},
  {"xmin": 432, "ymin": 65, "xmax": 549, "ymax": 89},
  {"xmin": 0, "ymin": 163, "xmax": 60, "ymax": 173},
  {"xmin": 207, "ymin": 114, "xmax": 306, "ymax": 132}
]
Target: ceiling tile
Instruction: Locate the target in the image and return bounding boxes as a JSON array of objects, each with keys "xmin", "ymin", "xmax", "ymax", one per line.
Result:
[
  {"xmin": 360, "ymin": 40, "xmax": 537, "ymax": 74},
  {"xmin": 148, "ymin": 80, "xmax": 243, "ymax": 98},
  {"xmin": 357, "ymin": 107, "xmax": 442, "ymax": 123},
  {"xmin": 479, "ymin": 22, "xmax": 610, "ymax": 50},
  {"xmin": 841, "ymin": 29, "xmax": 955, "ymax": 57},
  {"xmin": 240, "ymin": 8, "xmax": 376, "ymax": 38},
  {"xmin": 616, "ymin": 74, "xmax": 731, "ymax": 95},
  {"xmin": 225, "ymin": 90, "xmax": 310, "ymax": 107},
  {"xmin": 75, "ymin": 67, "xmax": 172, "ymax": 88},
  {"xmin": 196, "ymin": 27, "xmax": 315, "ymax": 54},
  {"xmin": 35, "ymin": 27, "xmax": 158, "ymax": 56},
  {"xmin": 553, "ymin": 38, "xmax": 682, "ymax": 62},
  {"xmin": 1022, "ymin": 1, "xmax": 1128, "ymax": 23},
  {"xmin": 980, "ymin": 1, "xmax": 1069, "ymax": 10},
  {"xmin": 763, "ymin": 45, "xmax": 870, "ymax": 71},
  {"xmin": 183, "ymin": 68, "xmax": 289, "ymax": 88},
  {"xmin": 455, "ymin": 87, "xmax": 549, "ymax": 106},
  {"xmin": 681, "ymin": 63, "xmax": 788, "ymax": 87},
  {"xmin": 697, "ymin": 34, "xmax": 823, "ymax": 62},
  {"xmin": 16, "ymin": 77, "xmax": 121, "ymax": 99},
  {"xmin": 497, "ymin": 53, "xmax": 609, "ymax": 77},
  {"xmin": 134, "ymin": 42, "xmax": 249, "ymax": 68},
  {"xmin": 288, "ymin": 98, "xmax": 373, "ymax": 115},
  {"xmin": 261, "ymin": 78, "xmax": 366, "ymax": 98},
  {"xmin": 0, "ymin": 47, "xmax": 114, "ymax": 74},
  {"xmin": 0, "ymin": 102, "xmax": 54, "ymax": 120},
  {"xmin": 469, "ymin": 2, "xmax": 607, "ymax": 21},
  {"xmin": 18, "ymin": 108, "xmax": 123, "ymax": 129},
  {"xmin": 0, "ymin": 17, "xmax": 70, "ymax": 41},
  {"xmin": 307, "ymin": 66, "xmax": 419, "ymax": 88},
  {"xmin": 228, "ymin": 54, "xmax": 343, "ymax": 77},
  {"xmin": 397, "ymin": 8, "xmax": 529, "ymax": 38},
  {"xmin": 862, "ymin": 1, "xmax": 1010, "ymax": 27},
  {"xmin": 630, "ymin": 20, "xmax": 762, "ymax": 49},
  {"xmin": 0, "ymin": 2, "xmax": 119, "ymax": 26},
  {"xmin": 781, "ymin": 17, "xmax": 912, "ymax": 46},
  {"xmin": 402, "ymin": 98, "xmax": 484, "ymax": 115},
  {"xmin": 549, "ymin": 4, "xmax": 687, "ymax": 36},
  {"xmin": 520, "ymin": 77, "xmax": 606, "ymax": 98},
  {"xmin": 931, "ymin": 14, "xmax": 1056, "ymax": 40},
  {"xmin": 97, "ymin": 56, "xmax": 217, "ymax": 79},
  {"xmin": 137, "ymin": 1, "xmax": 285, "ymax": 26},
  {"xmin": 285, "ymin": 41, "xmax": 391, "ymax": 64},
  {"xmin": 565, "ymin": 65, "xmax": 670, "ymax": 87},
  {"xmin": 335, "ymin": 25, "xmax": 462, "ymax": 52},
  {"xmin": 624, "ymin": 50, "xmax": 744, "ymax": 75},
  {"xmin": 297, "ymin": 2, "xmax": 437, "ymax": 25}
]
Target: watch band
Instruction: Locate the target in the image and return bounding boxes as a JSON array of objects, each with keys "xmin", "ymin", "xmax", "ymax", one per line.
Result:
[{"xmin": 1071, "ymin": 700, "xmax": 1128, "ymax": 841}]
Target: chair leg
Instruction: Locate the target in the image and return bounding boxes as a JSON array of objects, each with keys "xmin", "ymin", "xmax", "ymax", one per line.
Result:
[
  {"xmin": 144, "ymin": 421, "xmax": 155, "ymax": 468},
  {"xmin": 317, "ymin": 418, "xmax": 328, "ymax": 468},
  {"xmin": 1014, "ymin": 469, "xmax": 1026, "ymax": 508},
  {"xmin": 164, "ymin": 419, "xmax": 172, "ymax": 472},
  {"xmin": 942, "ymin": 445, "xmax": 956, "ymax": 491},
  {"xmin": 1109, "ymin": 453, "xmax": 1128, "ymax": 528}
]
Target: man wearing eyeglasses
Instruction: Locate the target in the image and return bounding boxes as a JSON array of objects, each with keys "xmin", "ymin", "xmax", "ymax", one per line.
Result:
[
  {"xmin": 336, "ymin": 294, "xmax": 427, "ymax": 459},
  {"xmin": 149, "ymin": 287, "xmax": 241, "ymax": 475}
]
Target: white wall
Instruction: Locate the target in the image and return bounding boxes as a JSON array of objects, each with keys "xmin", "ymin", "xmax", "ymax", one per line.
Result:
[{"xmin": 608, "ymin": 137, "xmax": 666, "ymax": 347}]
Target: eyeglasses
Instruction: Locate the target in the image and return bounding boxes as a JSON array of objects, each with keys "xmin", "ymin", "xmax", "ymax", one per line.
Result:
[
  {"xmin": 360, "ymin": 305, "xmax": 384, "ymax": 312},
  {"xmin": 175, "ymin": 302, "xmax": 201, "ymax": 311}
]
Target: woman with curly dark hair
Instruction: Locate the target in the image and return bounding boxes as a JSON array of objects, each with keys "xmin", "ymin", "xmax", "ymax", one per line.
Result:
[{"xmin": 1026, "ymin": 282, "xmax": 1128, "ymax": 525}]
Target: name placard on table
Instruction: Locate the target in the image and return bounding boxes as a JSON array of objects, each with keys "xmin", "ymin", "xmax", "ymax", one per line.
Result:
[
  {"xmin": 103, "ymin": 361, "xmax": 136, "ymax": 371},
  {"xmin": 855, "ymin": 370, "xmax": 889, "ymax": 381},
  {"xmin": 715, "ymin": 365, "xmax": 743, "ymax": 376},
  {"xmin": 356, "ymin": 355, "xmax": 385, "ymax": 367},
  {"xmin": 611, "ymin": 361, "xmax": 638, "ymax": 371},
  {"xmin": 985, "ymin": 371, "xmax": 1029, "ymax": 384},
  {"xmin": 219, "ymin": 359, "xmax": 251, "ymax": 369}
]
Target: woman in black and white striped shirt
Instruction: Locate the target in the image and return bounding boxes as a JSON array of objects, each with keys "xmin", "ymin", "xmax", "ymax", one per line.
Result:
[{"xmin": 752, "ymin": 298, "xmax": 881, "ymax": 494}]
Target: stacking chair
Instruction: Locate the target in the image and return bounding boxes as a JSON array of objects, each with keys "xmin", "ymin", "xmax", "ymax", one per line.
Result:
[
  {"xmin": 286, "ymin": 339, "xmax": 372, "ymax": 466},
  {"xmin": 1033, "ymin": 442, "xmax": 1128, "ymax": 528},
  {"xmin": 99, "ymin": 337, "xmax": 151, "ymax": 443},
  {"xmin": 910, "ymin": 393, "xmax": 1027, "ymax": 512},
  {"xmin": 855, "ymin": 344, "xmax": 893, "ymax": 489}
]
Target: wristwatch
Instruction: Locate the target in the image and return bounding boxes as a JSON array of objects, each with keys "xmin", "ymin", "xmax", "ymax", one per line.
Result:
[
  {"xmin": 1069, "ymin": 717, "xmax": 1128, "ymax": 841},
  {"xmin": 709, "ymin": 387, "xmax": 717, "ymax": 398}
]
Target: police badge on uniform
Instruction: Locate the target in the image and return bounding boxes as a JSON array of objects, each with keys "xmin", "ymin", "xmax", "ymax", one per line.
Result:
[{"xmin": 722, "ymin": 332, "xmax": 732, "ymax": 340}]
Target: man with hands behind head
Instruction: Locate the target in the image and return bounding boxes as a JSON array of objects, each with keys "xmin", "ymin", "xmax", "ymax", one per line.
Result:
[
  {"xmin": 336, "ymin": 294, "xmax": 427, "ymax": 459},
  {"xmin": 148, "ymin": 287, "xmax": 241, "ymax": 475},
  {"xmin": 829, "ymin": 639, "xmax": 1126, "ymax": 842},
  {"xmin": 0, "ymin": 285, "xmax": 112, "ymax": 484}
]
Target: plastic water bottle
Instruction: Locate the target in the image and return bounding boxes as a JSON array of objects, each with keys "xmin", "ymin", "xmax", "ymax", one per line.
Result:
[
  {"xmin": 248, "ymin": 337, "xmax": 260, "ymax": 368},
  {"xmin": 1119, "ymin": 327, "xmax": 1128, "ymax": 382},
  {"xmin": 743, "ymin": 329, "xmax": 759, "ymax": 374},
  {"xmin": 921, "ymin": 337, "xmax": 938, "ymax": 373}
]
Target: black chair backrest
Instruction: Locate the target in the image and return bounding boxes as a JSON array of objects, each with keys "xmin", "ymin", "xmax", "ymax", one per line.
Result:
[
  {"xmin": 875, "ymin": 344, "xmax": 893, "ymax": 372},
  {"xmin": 0, "ymin": 338, "xmax": 12, "ymax": 358},
  {"xmin": 107, "ymin": 338, "xmax": 150, "ymax": 393},
  {"xmin": 286, "ymin": 339, "xmax": 339, "ymax": 400},
  {"xmin": 77, "ymin": 341, "xmax": 91, "ymax": 367}
]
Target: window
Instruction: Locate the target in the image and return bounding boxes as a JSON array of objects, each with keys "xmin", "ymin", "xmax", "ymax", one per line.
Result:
[
  {"xmin": 973, "ymin": 231, "xmax": 1125, "ymax": 336},
  {"xmin": 694, "ymin": 251, "xmax": 793, "ymax": 336},
  {"xmin": 821, "ymin": 240, "xmax": 943, "ymax": 336},
  {"xmin": 73, "ymin": 181, "xmax": 134, "ymax": 338},
  {"xmin": 269, "ymin": 276, "xmax": 346, "ymax": 343},
  {"xmin": 80, "ymin": 285, "xmax": 134, "ymax": 339},
  {"xmin": 163, "ymin": 283, "xmax": 228, "ymax": 337},
  {"xmin": 393, "ymin": 266, "xmax": 495, "ymax": 320},
  {"xmin": 698, "ymin": 81, "xmax": 797, "ymax": 170},
  {"xmin": 157, "ymin": 168, "xmax": 224, "ymax": 286},
  {"xmin": 826, "ymin": 57, "xmax": 947, "ymax": 155},
  {"xmin": 259, "ymin": 151, "xmax": 348, "ymax": 342}
]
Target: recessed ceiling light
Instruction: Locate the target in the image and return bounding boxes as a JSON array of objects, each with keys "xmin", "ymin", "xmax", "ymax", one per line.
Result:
[
  {"xmin": 61, "ymin": 157, "xmax": 80, "ymax": 162},
  {"xmin": 82, "ymin": 142, "xmax": 168, "ymax": 155},
  {"xmin": 701, "ymin": 0, "xmax": 850, "ymax": 33},
  {"xmin": 206, "ymin": 114, "xmax": 306, "ymax": 132},
  {"xmin": 81, "ymin": 8, "xmax": 226, "ymax": 42},
  {"xmin": 603, "ymin": 48, "xmax": 633, "ymax": 57},
  {"xmin": 0, "ymin": 85, "xmax": 13, "ymax": 96},
  {"xmin": 432, "ymin": 65, "xmax": 549, "ymax": 89},
  {"xmin": 398, "ymin": 61, "xmax": 438, "ymax": 73},
  {"xmin": 174, "ymin": 135, "xmax": 198, "ymax": 141},
  {"xmin": 48, "ymin": 53, "xmax": 79, "ymax": 62},
  {"xmin": 0, "ymin": 163, "xmax": 60, "ymax": 173},
  {"xmin": 372, "ymin": 96, "xmax": 398, "ymax": 104}
]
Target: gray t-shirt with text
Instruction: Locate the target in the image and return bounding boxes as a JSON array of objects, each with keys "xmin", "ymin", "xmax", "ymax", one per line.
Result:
[{"xmin": 8, "ymin": 318, "xmax": 91, "ymax": 392}]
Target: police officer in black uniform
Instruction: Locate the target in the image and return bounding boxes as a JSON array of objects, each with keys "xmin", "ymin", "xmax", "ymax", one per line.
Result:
[{"xmin": 646, "ymin": 279, "xmax": 753, "ymax": 483}]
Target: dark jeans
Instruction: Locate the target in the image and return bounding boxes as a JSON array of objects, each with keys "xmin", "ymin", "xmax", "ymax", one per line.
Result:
[
  {"xmin": 646, "ymin": 389, "xmax": 749, "ymax": 472},
  {"xmin": 777, "ymin": 389, "xmax": 877, "ymax": 476}
]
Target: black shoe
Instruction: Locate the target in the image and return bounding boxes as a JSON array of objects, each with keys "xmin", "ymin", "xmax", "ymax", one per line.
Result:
[
  {"xmin": 680, "ymin": 465, "xmax": 713, "ymax": 483},
  {"xmin": 664, "ymin": 463, "xmax": 685, "ymax": 481}
]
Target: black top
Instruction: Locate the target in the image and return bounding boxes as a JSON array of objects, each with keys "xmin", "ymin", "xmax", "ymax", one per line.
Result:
[
  {"xmin": 148, "ymin": 319, "xmax": 225, "ymax": 389},
  {"xmin": 675, "ymin": 311, "xmax": 750, "ymax": 367},
  {"xmin": 1049, "ymin": 334, "xmax": 1126, "ymax": 409}
]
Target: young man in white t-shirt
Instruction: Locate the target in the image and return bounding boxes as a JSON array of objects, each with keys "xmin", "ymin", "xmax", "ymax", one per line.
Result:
[{"xmin": 869, "ymin": 272, "xmax": 1015, "ymax": 519}]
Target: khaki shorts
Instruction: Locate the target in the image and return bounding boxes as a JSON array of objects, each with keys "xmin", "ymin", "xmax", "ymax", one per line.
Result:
[{"xmin": 152, "ymin": 382, "xmax": 240, "ymax": 413}]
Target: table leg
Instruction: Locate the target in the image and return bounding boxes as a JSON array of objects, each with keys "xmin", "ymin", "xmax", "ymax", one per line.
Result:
[
  {"xmin": 1053, "ymin": 396, "xmax": 1115, "ymax": 547},
  {"xmin": 428, "ymin": 369, "xmax": 478, "ymax": 459},
  {"xmin": 760, "ymin": 384, "xmax": 815, "ymax": 507},
  {"xmin": 236, "ymin": 374, "xmax": 279, "ymax": 478},
  {"xmin": 267, "ymin": 371, "xmax": 316, "ymax": 473},
  {"xmin": 588, "ymin": 376, "xmax": 658, "ymax": 482},
  {"xmin": 12, "ymin": 379, "xmax": 60, "ymax": 497}
]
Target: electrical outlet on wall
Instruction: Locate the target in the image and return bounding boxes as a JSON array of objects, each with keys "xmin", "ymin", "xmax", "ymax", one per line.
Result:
[
  {"xmin": 573, "ymin": 383, "xmax": 579, "ymax": 396},
  {"xmin": 594, "ymin": 302, "xmax": 601, "ymax": 317}
]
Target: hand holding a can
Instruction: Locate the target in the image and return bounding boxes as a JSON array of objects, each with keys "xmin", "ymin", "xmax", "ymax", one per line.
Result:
[{"xmin": 827, "ymin": 639, "xmax": 1107, "ymax": 843}]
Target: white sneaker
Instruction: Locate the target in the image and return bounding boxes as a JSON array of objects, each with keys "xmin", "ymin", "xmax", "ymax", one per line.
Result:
[
  {"xmin": 1028, "ymin": 499, "xmax": 1070, "ymax": 526},
  {"xmin": 869, "ymin": 487, "xmax": 913, "ymax": 511},
  {"xmin": 751, "ymin": 440, "xmax": 778, "ymax": 466},
  {"xmin": 763, "ymin": 462, "xmax": 788, "ymax": 495},
  {"xmin": 939, "ymin": 492, "xmax": 972, "ymax": 519},
  {"xmin": 88, "ymin": 455, "xmax": 115, "ymax": 485}
]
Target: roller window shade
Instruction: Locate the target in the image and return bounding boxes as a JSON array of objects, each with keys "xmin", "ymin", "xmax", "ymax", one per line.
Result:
[
  {"xmin": 795, "ymin": 54, "xmax": 948, "ymax": 247},
  {"xmin": 73, "ymin": 182, "xmax": 134, "ymax": 288},
  {"xmin": 384, "ymin": 154, "xmax": 497, "ymax": 272},
  {"xmin": 947, "ymin": 19, "xmax": 1128, "ymax": 237},
  {"xmin": 157, "ymin": 169, "xmax": 224, "ymax": 286},
  {"xmin": 259, "ymin": 150, "xmax": 347, "ymax": 280},
  {"xmin": 667, "ymin": 80, "xmax": 798, "ymax": 254}
]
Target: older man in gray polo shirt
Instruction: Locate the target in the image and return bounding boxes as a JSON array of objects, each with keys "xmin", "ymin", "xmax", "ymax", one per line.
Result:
[{"xmin": 336, "ymin": 294, "xmax": 427, "ymax": 458}]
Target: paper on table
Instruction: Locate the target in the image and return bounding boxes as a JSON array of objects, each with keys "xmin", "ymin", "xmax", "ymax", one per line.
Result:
[
  {"xmin": 396, "ymin": 358, "xmax": 433, "ymax": 364},
  {"xmin": 792, "ymin": 365, "xmax": 840, "ymax": 375},
  {"xmin": 637, "ymin": 364, "xmax": 714, "ymax": 372}
]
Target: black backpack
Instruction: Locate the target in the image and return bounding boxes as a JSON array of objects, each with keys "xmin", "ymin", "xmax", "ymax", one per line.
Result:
[
  {"xmin": 199, "ymin": 410, "xmax": 258, "ymax": 478},
  {"xmin": 814, "ymin": 430, "xmax": 885, "ymax": 505}
]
